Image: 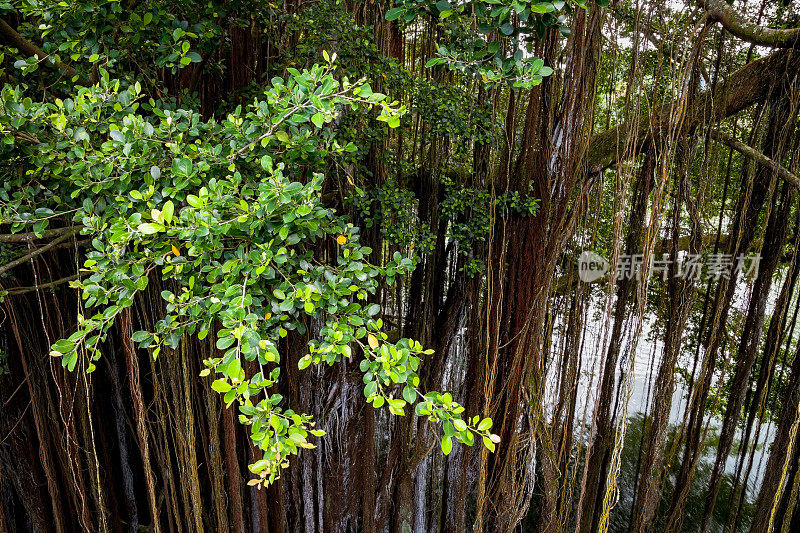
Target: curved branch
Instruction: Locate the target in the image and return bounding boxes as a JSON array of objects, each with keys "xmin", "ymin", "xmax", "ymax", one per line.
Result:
[
  {"xmin": 0, "ymin": 17, "xmax": 77, "ymax": 78},
  {"xmin": 3, "ymin": 273, "xmax": 80, "ymax": 296},
  {"xmin": 0, "ymin": 225, "xmax": 83, "ymax": 243},
  {"xmin": 0, "ymin": 227, "xmax": 79, "ymax": 276},
  {"xmin": 611, "ymin": 6, "xmax": 712, "ymax": 83},
  {"xmin": 611, "ymin": 6, "xmax": 676, "ymax": 58},
  {"xmin": 701, "ymin": 0, "xmax": 800, "ymax": 48},
  {"xmin": 709, "ymin": 129, "xmax": 800, "ymax": 189},
  {"xmin": 588, "ymin": 50, "xmax": 800, "ymax": 170}
]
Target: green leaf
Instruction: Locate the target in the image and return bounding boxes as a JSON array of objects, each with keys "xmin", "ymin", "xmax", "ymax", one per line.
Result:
[
  {"xmin": 357, "ymin": 83, "xmax": 373, "ymax": 97},
  {"xmin": 162, "ymin": 200, "xmax": 175, "ymax": 224},
  {"xmin": 385, "ymin": 7, "xmax": 404, "ymax": 21},
  {"xmin": 52, "ymin": 339, "xmax": 75, "ymax": 353},
  {"xmin": 311, "ymin": 112, "xmax": 324, "ymax": 128},
  {"xmin": 172, "ymin": 157, "xmax": 192, "ymax": 177},
  {"xmin": 226, "ymin": 358, "xmax": 242, "ymax": 379},
  {"xmin": 216, "ymin": 335, "xmax": 235, "ymax": 350},
  {"xmin": 131, "ymin": 331, "xmax": 150, "ymax": 343},
  {"xmin": 250, "ymin": 459, "xmax": 268, "ymax": 473},
  {"xmin": 402, "ymin": 386, "xmax": 417, "ymax": 404},
  {"xmin": 138, "ymin": 222, "xmax": 164, "ymax": 234},
  {"xmin": 441, "ymin": 436, "xmax": 452, "ymax": 455},
  {"xmin": 463, "ymin": 430, "xmax": 475, "ymax": 446},
  {"xmin": 212, "ymin": 380, "xmax": 232, "ymax": 393},
  {"xmin": 290, "ymin": 431, "xmax": 308, "ymax": 445},
  {"xmin": 388, "ymin": 399, "xmax": 405, "ymax": 415}
]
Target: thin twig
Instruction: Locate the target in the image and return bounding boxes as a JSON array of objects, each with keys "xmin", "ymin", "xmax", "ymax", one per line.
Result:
[
  {"xmin": 0, "ymin": 227, "xmax": 79, "ymax": 276},
  {"xmin": 0, "ymin": 225, "xmax": 83, "ymax": 243},
  {"xmin": 3, "ymin": 273, "xmax": 80, "ymax": 296}
]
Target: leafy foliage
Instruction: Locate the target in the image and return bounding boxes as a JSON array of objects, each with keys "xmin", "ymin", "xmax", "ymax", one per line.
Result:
[
  {"xmin": 1, "ymin": 51, "xmax": 498, "ymax": 485},
  {"xmin": 441, "ymin": 176, "xmax": 540, "ymax": 275},
  {"xmin": 387, "ymin": 0, "xmax": 579, "ymax": 87},
  {"xmin": 5, "ymin": 0, "xmax": 212, "ymax": 76}
]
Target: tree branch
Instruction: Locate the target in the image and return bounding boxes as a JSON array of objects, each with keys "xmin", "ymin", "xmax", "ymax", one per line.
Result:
[
  {"xmin": 588, "ymin": 49, "xmax": 800, "ymax": 170},
  {"xmin": 0, "ymin": 225, "xmax": 83, "ymax": 243},
  {"xmin": 2, "ymin": 273, "xmax": 80, "ymax": 296},
  {"xmin": 0, "ymin": 17, "xmax": 77, "ymax": 78},
  {"xmin": 701, "ymin": 0, "xmax": 800, "ymax": 48},
  {"xmin": 0, "ymin": 227, "xmax": 79, "ymax": 276},
  {"xmin": 709, "ymin": 129, "xmax": 800, "ymax": 189},
  {"xmin": 611, "ymin": 5, "xmax": 676, "ymax": 58},
  {"xmin": 611, "ymin": 6, "xmax": 712, "ymax": 83},
  {"xmin": 10, "ymin": 129, "xmax": 41, "ymax": 144}
]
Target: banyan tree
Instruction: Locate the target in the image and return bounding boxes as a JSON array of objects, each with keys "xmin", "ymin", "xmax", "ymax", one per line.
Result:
[{"xmin": 2, "ymin": 0, "xmax": 800, "ymax": 532}]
